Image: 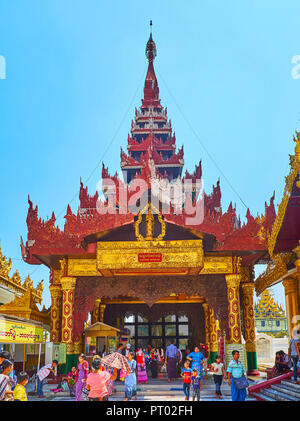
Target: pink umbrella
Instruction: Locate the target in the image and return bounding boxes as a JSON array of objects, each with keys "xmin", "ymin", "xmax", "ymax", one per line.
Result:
[{"xmin": 101, "ymin": 352, "xmax": 132, "ymax": 374}]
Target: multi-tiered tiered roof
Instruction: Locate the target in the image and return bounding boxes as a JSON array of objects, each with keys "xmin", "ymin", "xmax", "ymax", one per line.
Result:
[{"xmin": 21, "ymin": 28, "xmax": 276, "ymax": 267}]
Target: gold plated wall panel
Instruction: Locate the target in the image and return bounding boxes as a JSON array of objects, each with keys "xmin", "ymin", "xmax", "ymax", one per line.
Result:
[
  {"xmin": 97, "ymin": 240, "xmax": 204, "ymax": 276},
  {"xmin": 68, "ymin": 258, "xmax": 100, "ymax": 277}
]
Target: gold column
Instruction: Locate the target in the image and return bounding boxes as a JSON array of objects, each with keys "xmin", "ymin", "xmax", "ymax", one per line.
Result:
[
  {"xmin": 241, "ymin": 283, "xmax": 256, "ymax": 352},
  {"xmin": 225, "ymin": 274, "xmax": 242, "ymax": 343},
  {"xmin": 61, "ymin": 277, "xmax": 77, "ymax": 354},
  {"xmin": 202, "ymin": 303, "xmax": 211, "ymax": 349},
  {"xmin": 208, "ymin": 306, "xmax": 218, "ymax": 352},
  {"xmin": 283, "ymin": 276, "xmax": 300, "ymax": 338},
  {"xmin": 100, "ymin": 304, "xmax": 106, "ymax": 323},
  {"xmin": 49, "ymin": 284, "xmax": 62, "ymax": 343},
  {"xmin": 91, "ymin": 299, "xmax": 101, "ymax": 324}
]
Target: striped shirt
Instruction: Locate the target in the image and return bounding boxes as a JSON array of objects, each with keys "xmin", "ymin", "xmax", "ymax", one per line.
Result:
[
  {"xmin": 37, "ymin": 364, "xmax": 53, "ymax": 381},
  {"xmin": 0, "ymin": 374, "xmax": 9, "ymax": 401}
]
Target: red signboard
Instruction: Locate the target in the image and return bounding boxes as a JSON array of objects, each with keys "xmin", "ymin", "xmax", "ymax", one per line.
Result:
[{"xmin": 138, "ymin": 253, "xmax": 162, "ymax": 263}]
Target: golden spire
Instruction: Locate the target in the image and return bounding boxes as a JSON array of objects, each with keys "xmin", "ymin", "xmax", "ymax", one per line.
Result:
[{"xmin": 135, "ymin": 203, "xmax": 166, "ymax": 241}]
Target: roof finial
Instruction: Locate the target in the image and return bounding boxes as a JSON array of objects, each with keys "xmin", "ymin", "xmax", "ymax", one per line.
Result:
[{"xmin": 146, "ymin": 21, "xmax": 157, "ymax": 63}]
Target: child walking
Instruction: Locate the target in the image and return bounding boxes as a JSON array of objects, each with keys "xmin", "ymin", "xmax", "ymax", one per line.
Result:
[
  {"xmin": 211, "ymin": 355, "xmax": 226, "ymax": 399},
  {"xmin": 191, "ymin": 368, "xmax": 201, "ymax": 401},
  {"xmin": 181, "ymin": 361, "xmax": 193, "ymax": 401}
]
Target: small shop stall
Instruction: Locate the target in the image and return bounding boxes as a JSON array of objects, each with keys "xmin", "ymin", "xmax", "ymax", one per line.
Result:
[
  {"xmin": 0, "ymin": 314, "xmax": 46, "ymax": 374},
  {"xmin": 0, "ymin": 288, "xmax": 50, "ymax": 374},
  {"xmin": 83, "ymin": 322, "xmax": 120, "ymax": 365}
]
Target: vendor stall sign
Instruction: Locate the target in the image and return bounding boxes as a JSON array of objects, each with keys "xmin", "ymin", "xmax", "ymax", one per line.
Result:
[{"xmin": 0, "ymin": 319, "xmax": 44, "ymax": 344}]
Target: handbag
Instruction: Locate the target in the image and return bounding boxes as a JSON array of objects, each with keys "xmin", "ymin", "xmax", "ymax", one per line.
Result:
[{"xmin": 232, "ymin": 375, "xmax": 249, "ymax": 390}]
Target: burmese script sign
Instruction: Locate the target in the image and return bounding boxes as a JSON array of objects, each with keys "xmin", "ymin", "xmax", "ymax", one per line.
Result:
[
  {"xmin": 0, "ymin": 319, "xmax": 44, "ymax": 344},
  {"xmin": 138, "ymin": 253, "xmax": 162, "ymax": 263}
]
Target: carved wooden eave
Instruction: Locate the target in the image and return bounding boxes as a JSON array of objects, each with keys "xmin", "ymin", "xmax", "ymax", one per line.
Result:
[
  {"xmin": 268, "ymin": 133, "xmax": 300, "ymax": 257},
  {"xmin": 0, "ymin": 288, "xmax": 50, "ymax": 325}
]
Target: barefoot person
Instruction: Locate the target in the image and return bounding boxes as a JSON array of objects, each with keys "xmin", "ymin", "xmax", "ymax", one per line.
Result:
[
  {"xmin": 75, "ymin": 354, "xmax": 89, "ymax": 401},
  {"xmin": 227, "ymin": 350, "xmax": 247, "ymax": 401},
  {"xmin": 181, "ymin": 360, "xmax": 193, "ymax": 401},
  {"xmin": 211, "ymin": 355, "xmax": 226, "ymax": 399},
  {"xmin": 36, "ymin": 360, "xmax": 58, "ymax": 398},
  {"xmin": 124, "ymin": 352, "xmax": 137, "ymax": 401},
  {"xmin": 165, "ymin": 340, "xmax": 178, "ymax": 382},
  {"xmin": 136, "ymin": 348, "xmax": 148, "ymax": 384},
  {"xmin": 186, "ymin": 346, "xmax": 205, "ymax": 379}
]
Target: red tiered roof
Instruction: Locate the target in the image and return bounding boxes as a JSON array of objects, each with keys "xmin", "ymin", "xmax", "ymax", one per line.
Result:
[{"xmin": 21, "ymin": 29, "xmax": 277, "ymax": 267}]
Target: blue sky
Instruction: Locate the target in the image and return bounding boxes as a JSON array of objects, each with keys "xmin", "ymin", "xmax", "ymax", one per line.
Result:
[{"xmin": 1, "ymin": 0, "xmax": 299, "ymax": 309}]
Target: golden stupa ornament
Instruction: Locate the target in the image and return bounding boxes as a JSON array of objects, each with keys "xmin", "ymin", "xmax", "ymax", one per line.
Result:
[{"xmin": 135, "ymin": 203, "xmax": 166, "ymax": 241}]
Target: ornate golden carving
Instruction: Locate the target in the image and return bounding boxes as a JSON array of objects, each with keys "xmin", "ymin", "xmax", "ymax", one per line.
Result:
[
  {"xmin": 294, "ymin": 131, "xmax": 300, "ymax": 188},
  {"xmin": 240, "ymin": 267, "xmax": 251, "ymax": 284},
  {"xmin": 0, "ymin": 288, "xmax": 50, "ymax": 324},
  {"xmin": 225, "ymin": 274, "xmax": 242, "ymax": 344},
  {"xmin": 282, "ymin": 276, "xmax": 299, "ymax": 295},
  {"xmin": 0, "ymin": 246, "xmax": 43, "ymax": 303},
  {"xmin": 293, "ymin": 242, "xmax": 300, "ymax": 274},
  {"xmin": 59, "ymin": 258, "xmax": 68, "ymax": 277},
  {"xmin": 208, "ymin": 306, "xmax": 218, "ymax": 352},
  {"xmin": 202, "ymin": 303, "xmax": 211, "ymax": 349},
  {"xmin": 61, "ymin": 277, "xmax": 76, "ymax": 347},
  {"xmin": 73, "ymin": 338, "xmax": 83, "ymax": 354},
  {"xmin": 241, "ymin": 282, "xmax": 257, "ymax": 352},
  {"xmin": 246, "ymin": 342, "xmax": 257, "ymax": 352},
  {"xmin": 134, "ymin": 203, "xmax": 166, "ymax": 241},
  {"xmin": 91, "ymin": 299, "xmax": 101, "ymax": 324},
  {"xmin": 225, "ymin": 274, "xmax": 240, "ymax": 289},
  {"xmin": 99, "ymin": 304, "xmax": 106, "ymax": 323},
  {"xmin": 49, "ymin": 284, "xmax": 62, "ymax": 343},
  {"xmin": 66, "ymin": 343, "xmax": 74, "ymax": 354},
  {"xmin": 200, "ymin": 256, "xmax": 233, "ymax": 274},
  {"xmin": 0, "ymin": 246, "xmax": 12, "ymax": 278},
  {"xmin": 68, "ymin": 258, "xmax": 100, "ymax": 277},
  {"xmin": 255, "ymin": 253, "xmax": 292, "ymax": 296},
  {"xmin": 268, "ymin": 142, "xmax": 299, "ymax": 257},
  {"xmin": 232, "ymin": 256, "xmax": 242, "ymax": 274},
  {"xmin": 97, "ymin": 239, "xmax": 203, "ymax": 276},
  {"xmin": 11, "ymin": 270, "xmax": 21, "ymax": 285},
  {"xmin": 60, "ymin": 277, "xmax": 76, "ymax": 291}
]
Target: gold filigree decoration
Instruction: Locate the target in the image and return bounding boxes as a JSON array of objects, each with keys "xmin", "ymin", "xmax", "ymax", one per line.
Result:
[
  {"xmin": 294, "ymin": 131, "xmax": 300, "ymax": 188},
  {"xmin": 135, "ymin": 203, "xmax": 166, "ymax": 241},
  {"xmin": 0, "ymin": 246, "xmax": 12, "ymax": 278}
]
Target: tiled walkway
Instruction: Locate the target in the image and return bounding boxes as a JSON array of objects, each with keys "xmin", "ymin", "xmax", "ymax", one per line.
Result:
[{"xmin": 27, "ymin": 376, "xmax": 256, "ymax": 401}]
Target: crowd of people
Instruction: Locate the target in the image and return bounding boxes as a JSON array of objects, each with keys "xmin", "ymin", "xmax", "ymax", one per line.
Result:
[{"xmin": 1, "ymin": 334, "xmax": 298, "ymax": 402}]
